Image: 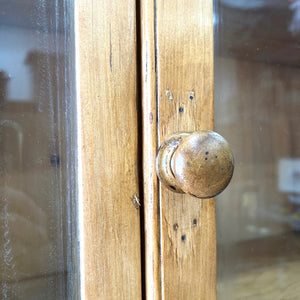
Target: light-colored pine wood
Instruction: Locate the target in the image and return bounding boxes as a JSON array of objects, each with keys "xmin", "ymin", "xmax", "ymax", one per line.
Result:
[
  {"xmin": 141, "ymin": 0, "xmax": 216, "ymax": 298},
  {"xmin": 156, "ymin": 0, "xmax": 216, "ymax": 299},
  {"xmin": 140, "ymin": 0, "xmax": 162, "ymax": 299},
  {"xmin": 75, "ymin": 1, "xmax": 142, "ymax": 299}
]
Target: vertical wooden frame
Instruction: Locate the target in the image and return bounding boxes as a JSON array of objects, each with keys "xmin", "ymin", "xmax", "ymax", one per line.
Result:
[
  {"xmin": 75, "ymin": 0, "xmax": 142, "ymax": 299},
  {"xmin": 140, "ymin": 0, "xmax": 163, "ymax": 298},
  {"xmin": 75, "ymin": 0, "xmax": 215, "ymax": 297},
  {"xmin": 142, "ymin": 0, "xmax": 216, "ymax": 298}
]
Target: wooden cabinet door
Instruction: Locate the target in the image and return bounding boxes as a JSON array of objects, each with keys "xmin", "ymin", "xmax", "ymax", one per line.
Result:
[
  {"xmin": 140, "ymin": 0, "xmax": 215, "ymax": 299},
  {"xmin": 76, "ymin": 0, "xmax": 215, "ymax": 299},
  {"xmin": 3, "ymin": 0, "xmax": 298, "ymax": 298},
  {"xmin": 0, "ymin": 0, "xmax": 215, "ymax": 298}
]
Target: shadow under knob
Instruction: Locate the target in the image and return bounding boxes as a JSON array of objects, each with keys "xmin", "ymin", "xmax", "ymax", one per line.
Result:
[{"xmin": 156, "ymin": 130, "xmax": 234, "ymax": 199}]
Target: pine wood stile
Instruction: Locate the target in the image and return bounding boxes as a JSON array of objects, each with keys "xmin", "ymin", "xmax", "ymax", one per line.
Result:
[
  {"xmin": 75, "ymin": 0, "xmax": 142, "ymax": 299},
  {"xmin": 142, "ymin": 0, "xmax": 216, "ymax": 299},
  {"xmin": 157, "ymin": 0, "xmax": 216, "ymax": 299},
  {"xmin": 140, "ymin": 0, "xmax": 162, "ymax": 298}
]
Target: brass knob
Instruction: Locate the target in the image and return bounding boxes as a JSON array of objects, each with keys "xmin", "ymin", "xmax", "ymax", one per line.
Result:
[{"xmin": 156, "ymin": 130, "xmax": 234, "ymax": 198}]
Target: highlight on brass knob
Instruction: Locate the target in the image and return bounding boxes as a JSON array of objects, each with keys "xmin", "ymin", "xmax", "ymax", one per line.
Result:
[{"xmin": 156, "ymin": 130, "xmax": 234, "ymax": 199}]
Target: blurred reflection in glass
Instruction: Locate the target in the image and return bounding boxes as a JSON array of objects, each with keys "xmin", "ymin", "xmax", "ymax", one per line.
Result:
[
  {"xmin": 215, "ymin": 0, "xmax": 300, "ymax": 299},
  {"xmin": 0, "ymin": 1, "xmax": 78, "ymax": 299},
  {"xmin": 289, "ymin": 0, "xmax": 300, "ymax": 35}
]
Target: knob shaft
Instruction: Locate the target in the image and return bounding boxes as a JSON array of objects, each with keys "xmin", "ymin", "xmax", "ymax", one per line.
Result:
[{"xmin": 156, "ymin": 130, "xmax": 234, "ymax": 198}]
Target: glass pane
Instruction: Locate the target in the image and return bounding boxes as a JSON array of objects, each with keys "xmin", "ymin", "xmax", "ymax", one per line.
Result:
[
  {"xmin": 0, "ymin": 1, "xmax": 78, "ymax": 299},
  {"xmin": 215, "ymin": 0, "xmax": 300, "ymax": 299}
]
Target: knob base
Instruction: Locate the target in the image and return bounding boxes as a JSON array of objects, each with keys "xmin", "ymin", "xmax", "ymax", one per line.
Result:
[{"xmin": 156, "ymin": 132, "xmax": 189, "ymax": 193}]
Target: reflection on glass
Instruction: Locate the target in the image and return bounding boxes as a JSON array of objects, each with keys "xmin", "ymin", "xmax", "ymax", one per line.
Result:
[
  {"xmin": 215, "ymin": 0, "xmax": 300, "ymax": 299},
  {"xmin": 0, "ymin": 1, "xmax": 78, "ymax": 299}
]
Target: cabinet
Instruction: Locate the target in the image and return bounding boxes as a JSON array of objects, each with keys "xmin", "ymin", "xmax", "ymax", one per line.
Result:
[
  {"xmin": 1, "ymin": 0, "xmax": 299, "ymax": 299},
  {"xmin": 76, "ymin": 0, "xmax": 215, "ymax": 299}
]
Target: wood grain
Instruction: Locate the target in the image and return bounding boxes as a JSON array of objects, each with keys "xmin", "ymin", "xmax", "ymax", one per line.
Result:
[
  {"xmin": 75, "ymin": 0, "xmax": 142, "ymax": 299},
  {"xmin": 140, "ymin": 0, "xmax": 162, "ymax": 298},
  {"xmin": 156, "ymin": 0, "xmax": 216, "ymax": 299}
]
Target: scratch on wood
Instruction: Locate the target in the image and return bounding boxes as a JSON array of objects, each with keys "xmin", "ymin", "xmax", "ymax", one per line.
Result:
[
  {"xmin": 110, "ymin": 24, "xmax": 113, "ymax": 71},
  {"xmin": 131, "ymin": 194, "xmax": 141, "ymax": 210}
]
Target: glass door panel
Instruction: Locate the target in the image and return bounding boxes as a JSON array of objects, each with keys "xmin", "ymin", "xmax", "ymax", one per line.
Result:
[
  {"xmin": 215, "ymin": 0, "xmax": 300, "ymax": 299},
  {"xmin": 0, "ymin": 1, "xmax": 78, "ymax": 299}
]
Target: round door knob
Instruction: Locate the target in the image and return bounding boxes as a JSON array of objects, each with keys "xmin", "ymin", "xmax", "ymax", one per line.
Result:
[{"xmin": 156, "ymin": 130, "xmax": 234, "ymax": 198}]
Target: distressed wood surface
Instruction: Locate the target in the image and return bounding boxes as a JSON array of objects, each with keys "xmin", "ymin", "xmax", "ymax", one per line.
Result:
[
  {"xmin": 140, "ymin": 0, "xmax": 162, "ymax": 298},
  {"xmin": 156, "ymin": 0, "xmax": 216, "ymax": 299},
  {"xmin": 75, "ymin": 0, "xmax": 142, "ymax": 299}
]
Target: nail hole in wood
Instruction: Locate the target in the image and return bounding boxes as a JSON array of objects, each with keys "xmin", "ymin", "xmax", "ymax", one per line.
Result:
[{"xmin": 50, "ymin": 154, "xmax": 60, "ymax": 167}]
